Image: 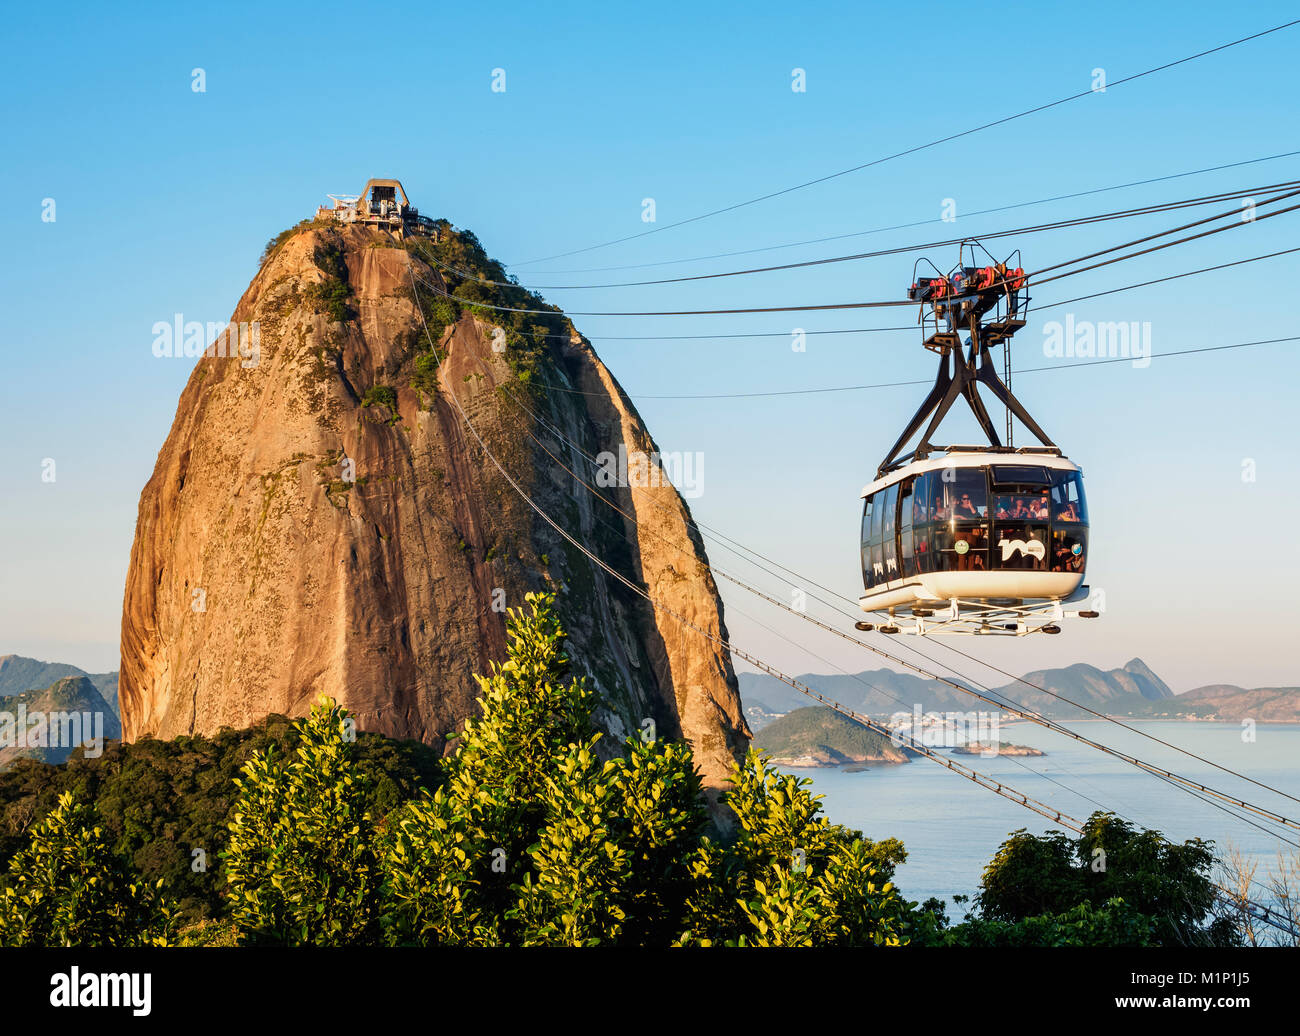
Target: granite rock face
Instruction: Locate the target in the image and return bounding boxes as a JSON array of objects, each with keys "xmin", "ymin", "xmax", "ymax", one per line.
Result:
[{"xmin": 119, "ymin": 221, "xmax": 750, "ymax": 803}]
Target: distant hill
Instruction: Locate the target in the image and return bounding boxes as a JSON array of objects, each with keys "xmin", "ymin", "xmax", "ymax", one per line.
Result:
[
  {"xmin": 1128, "ymin": 684, "xmax": 1300, "ymax": 722},
  {"xmin": 741, "ymin": 658, "xmax": 1172, "ymax": 721},
  {"xmin": 0, "ymin": 675, "xmax": 122, "ymax": 768},
  {"xmin": 0, "ymin": 655, "xmax": 119, "ymax": 717},
  {"xmin": 754, "ymin": 706, "xmax": 909, "ymax": 767},
  {"xmin": 740, "ymin": 658, "xmax": 1300, "ymax": 723}
]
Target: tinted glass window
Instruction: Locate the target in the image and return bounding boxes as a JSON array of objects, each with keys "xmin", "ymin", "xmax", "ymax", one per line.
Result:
[
  {"xmin": 934, "ymin": 524, "xmax": 989, "ymax": 570},
  {"xmin": 944, "ymin": 468, "xmax": 988, "ymax": 519},
  {"xmin": 898, "ymin": 480, "xmax": 915, "ymax": 577},
  {"xmin": 993, "ymin": 522, "xmax": 1050, "ymax": 571},
  {"xmin": 881, "ymin": 483, "xmax": 899, "ymax": 581},
  {"xmin": 1051, "ymin": 528, "xmax": 1088, "ymax": 574},
  {"xmin": 861, "ymin": 498, "xmax": 873, "ymax": 588},
  {"xmin": 1050, "ymin": 470, "xmax": 1088, "ymax": 524},
  {"xmin": 993, "ymin": 491, "xmax": 1051, "ymax": 522},
  {"xmin": 870, "ymin": 489, "xmax": 884, "ymax": 541},
  {"xmin": 912, "ymin": 472, "xmax": 931, "ymax": 524},
  {"xmin": 869, "ymin": 539, "xmax": 884, "ymax": 586},
  {"xmin": 914, "ymin": 523, "xmax": 933, "ymax": 574},
  {"xmin": 992, "ymin": 465, "xmax": 1052, "ymax": 487}
]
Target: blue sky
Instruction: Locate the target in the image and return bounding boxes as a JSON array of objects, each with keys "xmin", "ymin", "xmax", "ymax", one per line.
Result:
[{"xmin": 2, "ymin": 0, "xmax": 1298, "ymax": 692}]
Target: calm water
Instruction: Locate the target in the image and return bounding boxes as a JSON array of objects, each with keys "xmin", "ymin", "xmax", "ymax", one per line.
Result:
[{"xmin": 791, "ymin": 721, "xmax": 1300, "ymax": 908}]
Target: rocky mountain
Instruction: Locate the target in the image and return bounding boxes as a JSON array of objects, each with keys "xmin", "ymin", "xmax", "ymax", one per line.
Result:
[
  {"xmin": 740, "ymin": 657, "xmax": 1175, "ymax": 721},
  {"xmin": 118, "ymin": 217, "xmax": 749, "ymax": 805},
  {"xmin": 0, "ymin": 655, "xmax": 119, "ymax": 717},
  {"xmin": 753, "ymin": 706, "xmax": 909, "ymax": 767},
  {"xmin": 0, "ymin": 676, "xmax": 121, "ymax": 768}
]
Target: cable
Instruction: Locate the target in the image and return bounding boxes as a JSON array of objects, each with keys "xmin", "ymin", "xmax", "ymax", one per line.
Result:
[
  {"xmin": 413, "ymin": 189, "xmax": 1300, "ymax": 318},
  {"xmin": 532, "ymin": 149, "xmax": 1300, "ymax": 275},
  {"xmin": 1028, "ymin": 189, "xmax": 1300, "ymax": 284},
  {"xmin": 511, "ymin": 18, "xmax": 1300, "ymax": 266},
  {"xmin": 427, "ymin": 182, "xmax": 1296, "ymax": 291},
  {"xmin": 537, "ymin": 334, "xmax": 1300, "ymax": 401}
]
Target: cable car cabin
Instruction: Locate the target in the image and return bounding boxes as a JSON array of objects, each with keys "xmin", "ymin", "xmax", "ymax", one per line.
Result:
[{"xmin": 859, "ymin": 451, "xmax": 1089, "ymax": 630}]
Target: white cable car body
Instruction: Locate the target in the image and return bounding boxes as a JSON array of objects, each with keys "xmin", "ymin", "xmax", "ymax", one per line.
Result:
[
  {"xmin": 857, "ymin": 243, "xmax": 1101, "ymax": 636},
  {"xmin": 858, "ymin": 448, "xmax": 1093, "ymax": 635}
]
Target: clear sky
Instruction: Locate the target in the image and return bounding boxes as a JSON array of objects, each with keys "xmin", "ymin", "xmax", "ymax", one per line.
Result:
[{"xmin": 2, "ymin": 0, "xmax": 1298, "ymax": 693}]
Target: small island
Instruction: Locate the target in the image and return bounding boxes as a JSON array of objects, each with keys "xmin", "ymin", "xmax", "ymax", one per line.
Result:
[
  {"xmin": 754, "ymin": 706, "xmax": 909, "ymax": 767},
  {"xmin": 952, "ymin": 741, "xmax": 1044, "ymax": 757}
]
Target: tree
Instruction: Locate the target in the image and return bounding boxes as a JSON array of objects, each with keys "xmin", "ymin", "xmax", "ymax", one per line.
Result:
[
  {"xmin": 678, "ymin": 752, "xmax": 911, "ymax": 947},
  {"xmin": 0, "ymin": 791, "xmax": 174, "ymax": 947},
  {"xmin": 381, "ymin": 592, "xmax": 912, "ymax": 947},
  {"xmin": 380, "ymin": 592, "xmax": 712, "ymax": 946},
  {"xmin": 222, "ymin": 698, "xmax": 382, "ymax": 945},
  {"xmin": 971, "ymin": 813, "xmax": 1228, "ymax": 946}
]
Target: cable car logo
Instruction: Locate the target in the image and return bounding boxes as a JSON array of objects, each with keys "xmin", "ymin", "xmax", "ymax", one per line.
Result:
[{"xmin": 998, "ymin": 537, "xmax": 1045, "ymax": 562}]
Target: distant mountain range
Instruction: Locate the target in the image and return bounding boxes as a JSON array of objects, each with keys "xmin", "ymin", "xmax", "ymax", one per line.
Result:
[
  {"xmin": 0, "ymin": 655, "xmax": 119, "ymax": 717},
  {"xmin": 740, "ymin": 657, "xmax": 1300, "ymax": 729}
]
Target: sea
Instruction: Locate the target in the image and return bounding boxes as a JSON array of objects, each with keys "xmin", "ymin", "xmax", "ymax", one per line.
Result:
[{"xmin": 790, "ymin": 720, "xmax": 1300, "ymax": 910}]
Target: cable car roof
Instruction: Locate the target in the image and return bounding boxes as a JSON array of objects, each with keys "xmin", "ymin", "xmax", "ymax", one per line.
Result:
[{"xmin": 860, "ymin": 448, "xmax": 1082, "ymax": 498}]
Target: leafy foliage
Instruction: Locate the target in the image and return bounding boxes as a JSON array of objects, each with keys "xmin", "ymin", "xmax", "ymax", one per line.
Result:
[
  {"xmin": 934, "ymin": 897, "xmax": 1158, "ymax": 947},
  {"xmin": 223, "ymin": 700, "xmax": 383, "ymax": 946},
  {"xmin": 0, "ymin": 716, "xmax": 440, "ymax": 922},
  {"xmin": 972, "ymin": 813, "xmax": 1228, "ymax": 946},
  {"xmin": 0, "ymin": 791, "xmax": 175, "ymax": 946},
  {"xmin": 411, "ymin": 350, "xmax": 441, "ymax": 398},
  {"xmin": 406, "ymin": 224, "xmax": 574, "ymax": 386},
  {"xmin": 677, "ymin": 753, "xmax": 910, "ymax": 946}
]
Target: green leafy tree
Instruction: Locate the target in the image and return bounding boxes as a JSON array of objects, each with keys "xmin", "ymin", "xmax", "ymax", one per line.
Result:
[
  {"xmin": 0, "ymin": 791, "xmax": 174, "ymax": 947},
  {"xmin": 223, "ymin": 698, "xmax": 382, "ymax": 945},
  {"xmin": 971, "ymin": 813, "xmax": 1228, "ymax": 946},
  {"xmin": 678, "ymin": 752, "xmax": 911, "ymax": 946},
  {"xmin": 380, "ymin": 592, "xmax": 712, "ymax": 947}
]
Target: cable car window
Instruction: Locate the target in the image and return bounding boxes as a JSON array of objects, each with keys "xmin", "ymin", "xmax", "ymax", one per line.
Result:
[
  {"xmin": 914, "ymin": 523, "xmax": 932, "ymax": 574},
  {"xmin": 869, "ymin": 538, "xmax": 885, "ymax": 587},
  {"xmin": 881, "ymin": 483, "xmax": 899, "ymax": 581},
  {"xmin": 934, "ymin": 524, "xmax": 988, "ymax": 570},
  {"xmin": 944, "ymin": 469, "xmax": 988, "ymax": 518},
  {"xmin": 991, "ymin": 465, "xmax": 1051, "ymax": 487},
  {"xmin": 1051, "ymin": 528, "xmax": 1087, "ymax": 573},
  {"xmin": 870, "ymin": 489, "xmax": 884, "ymax": 542},
  {"xmin": 912, "ymin": 471, "xmax": 931, "ymax": 523},
  {"xmin": 994, "ymin": 491, "xmax": 1051, "ymax": 522},
  {"xmin": 861, "ymin": 498, "xmax": 873, "ymax": 588},
  {"xmin": 994, "ymin": 522, "xmax": 1049, "ymax": 571},
  {"xmin": 1050, "ymin": 470, "xmax": 1088, "ymax": 523},
  {"xmin": 899, "ymin": 480, "xmax": 915, "ymax": 578}
]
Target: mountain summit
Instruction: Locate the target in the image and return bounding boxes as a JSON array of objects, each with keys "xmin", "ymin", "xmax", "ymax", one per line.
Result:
[{"xmin": 119, "ymin": 213, "xmax": 749, "ymax": 800}]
